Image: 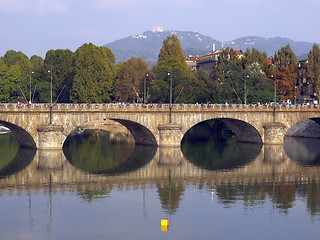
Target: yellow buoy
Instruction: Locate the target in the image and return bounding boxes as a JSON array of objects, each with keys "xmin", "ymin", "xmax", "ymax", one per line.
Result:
[{"xmin": 161, "ymin": 219, "xmax": 169, "ymax": 231}]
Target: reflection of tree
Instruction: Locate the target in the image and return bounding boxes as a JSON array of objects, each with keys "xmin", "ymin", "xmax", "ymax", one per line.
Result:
[
  {"xmin": 181, "ymin": 139, "xmax": 261, "ymax": 170},
  {"xmin": 269, "ymin": 183, "xmax": 296, "ymax": 214},
  {"xmin": 216, "ymin": 184, "xmax": 267, "ymax": 207},
  {"xmin": 63, "ymin": 130, "xmax": 134, "ymax": 173},
  {"xmin": 0, "ymin": 133, "xmax": 35, "ymax": 177},
  {"xmin": 215, "ymin": 182, "xmax": 320, "ymax": 216},
  {"xmin": 297, "ymin": 182, "xmax": 320, "ymax": 216},
  {"xmin": 0, "ymin": 133, "xmax": 19, "ymax": 169},
  {"xmin": 77, "ymin": 187, "xmax": 112, "ymax": 202},
  {"xmin": 157, "ymin": 183, "xmax": 185, "ymax": 215}
]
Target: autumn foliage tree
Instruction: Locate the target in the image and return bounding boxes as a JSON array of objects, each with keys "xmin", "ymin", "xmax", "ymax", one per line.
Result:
[
  {"xmin": 274, "ymin": 65, "xmax": 297, "ymax": 101},
  {"xmin": 271, "ymin": 44, "xmax": 298, "ymax": 102}
]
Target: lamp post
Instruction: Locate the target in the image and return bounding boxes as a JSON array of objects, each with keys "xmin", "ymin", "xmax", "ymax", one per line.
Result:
[
  {"xmin": 168, "ymin": 72, "xmax": 172, "ymax": 124},
  {"xmin": 48, "ymin": 67, "xmax": 53, "ymax": 124},
  {"xmin": 29, "ymin": 71, "xmax": 34, "ymax": 104},
  {"xmin": 245, "ymin": 75, "xmax": 249, "ymax": 104},
  {"xmin": 271, "ymin": 74, "xmax": 277, "ymax": 123},
  {"xmin": 144, "ymin": 73, "xmax": 148, "ymax": 104}
]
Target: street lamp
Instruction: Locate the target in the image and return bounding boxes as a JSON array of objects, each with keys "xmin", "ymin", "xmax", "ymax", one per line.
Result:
[
  {"xmin": 144, "ymin": 73, "xmax": 148, "ymax": 104},
  {"xmin": 48, "ymin": 68, "xmax": 53, "ymax": 124},
  {"xmin": 168, "ymin": 72, "xmax": 172, "ymax": 124},
  {"xmin": 29, "ymin": 71, "xmax": 34, "ymax": 104},
  {"xmin": 271, "ymin": 74, "xmax": 277, "ymax": 123},
  {"xmin": 245, "ymin": 75, "xmax": 249, "ymax": 104}
]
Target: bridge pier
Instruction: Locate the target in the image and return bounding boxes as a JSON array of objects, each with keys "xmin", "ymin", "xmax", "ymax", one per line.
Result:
[
  {"xmin": 158, "ymin": 124, "xmax": 183, "ymax": 147},
  {"xmin": 37, "ymin": 125, "xmax": 64, "ymax": 149},
  {"xmin": 263, "ymin": 122, "xmax": 287, "ymax": 145}
]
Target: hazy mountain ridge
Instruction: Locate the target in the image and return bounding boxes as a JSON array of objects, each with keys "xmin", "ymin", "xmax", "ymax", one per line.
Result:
[
  {"xmin": 223, "ymin": 36, "xmax": 314, "ymax": 58},
  {"xmin": 104, "ymin": 31, "xmax": 318, "ymax": 63}
]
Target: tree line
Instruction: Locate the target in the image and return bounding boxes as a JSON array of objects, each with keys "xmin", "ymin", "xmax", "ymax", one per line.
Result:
[{"xmin": 1, "ymin": 36, "xmax": 320, "ymax": 104}]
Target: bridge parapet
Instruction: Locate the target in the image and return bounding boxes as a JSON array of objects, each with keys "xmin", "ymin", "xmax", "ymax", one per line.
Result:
[{"xmin": 0, "ymin": 103, "xmax": 319, "ymax": 110}]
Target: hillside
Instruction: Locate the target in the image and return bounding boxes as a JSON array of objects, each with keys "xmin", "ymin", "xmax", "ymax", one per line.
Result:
[
  {"xmin": 105, "ymin": 30, "xmax": 221, "ymax": 64},
  {"xmin": 104, "ymin": 30, "xmax": 318, "ymax": 64},
  {"xmin": 223, "ymin": 36, "xmax": 314, "ymax": 58}
]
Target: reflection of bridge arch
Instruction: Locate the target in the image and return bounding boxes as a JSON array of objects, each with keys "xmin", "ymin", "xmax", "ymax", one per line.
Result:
[
  {"xmin": 2, "ymin": 145, "xmax": 320, "ymax": 189},
  {"xmin": 0, "ymin": 147, "xmax": 36, "ymax": 177}
]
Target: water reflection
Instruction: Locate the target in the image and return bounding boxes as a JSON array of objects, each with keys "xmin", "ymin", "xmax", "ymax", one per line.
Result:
[
  {"xmin": 214, "ymin": 182, "xmax": 320, "ymax": 216},
  {"xmin": 1, "ymin": 131, "xmax": 320, "ymax": 220},
  {"xmin": 181, "ymin": 138, "xmax": 262, "ymax": 170},
  {"xmin": 284, "ymin": 137, "xmax": 320, "ymax": 165},
  {"xmin": 63, "ymin": 130, "xmax": 157, "ymax": 174},
  {"xmin": 0, "ymin": 133, "xmax": 36, "ymax": 177},
  {"xmin": 157, "ymin": 183, "xmax": 185, "ymax": 215}
]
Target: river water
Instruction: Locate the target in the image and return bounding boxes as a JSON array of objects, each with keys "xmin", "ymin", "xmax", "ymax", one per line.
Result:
[{"xmin": 0, "ymin": 130, "xmax": 320, "ymax": 240}]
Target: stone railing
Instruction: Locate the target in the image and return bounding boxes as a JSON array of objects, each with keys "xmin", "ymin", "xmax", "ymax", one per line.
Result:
[{"xmin": 0, "ymin": 102, "xmax": 319, "ymax": 110}]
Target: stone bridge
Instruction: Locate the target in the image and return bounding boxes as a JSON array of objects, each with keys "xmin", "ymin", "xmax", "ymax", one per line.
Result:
[{"xmin": 1, "ymin": 103, "xmax": 320, "ymax": 149}]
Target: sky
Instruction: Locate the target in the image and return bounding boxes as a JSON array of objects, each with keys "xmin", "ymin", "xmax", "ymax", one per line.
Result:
[{"xmin": 1, "ymin": 0, "xmax": 320, "ymax": 58}]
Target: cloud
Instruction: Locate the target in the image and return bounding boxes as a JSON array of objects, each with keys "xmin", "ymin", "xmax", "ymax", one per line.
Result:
[{"xmin": 0, "ymin": 0, "xmax": 68, "ymax": 14}]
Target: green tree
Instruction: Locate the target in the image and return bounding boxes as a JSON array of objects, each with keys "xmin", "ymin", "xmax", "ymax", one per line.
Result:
[
  {"xmin": 307, "ymin": 43, "xmax": 320, "ymax": 97},
  {"xmin": 243, "ymin": 48, "xmax": 269, "ymax": 73},
  {"xmin": 114, "ymin": 58, "xmax": 150, "ymax": 102},
  {"xmin": 0, "ymin": 50, "xmax": 31, "ymax": 103},
  {"xmin": 182, "ymin": 70, "xmax": 218, "ymax": 103},
  {"xmin": 213, "ymin": 48, "xmax": 244, "ymax": 103},
  {"xmin": 27, "ymin": 55, "xmax": 44, "ymax": 103},
  {"xmin": 43, "ymin": 49, "xmax": 74, "ymax": 102},
  {"xmin": 273, "ymin": 44, "xmax": 297, "ymax": 70},
  {"xmin": 71, "ymin": 43, "xmax": 116, "ymax": 103},
  {"xmin": 158, "ymin": 35, "xmax": 186, "ymax": 66},
  {"xmin": 151, "ymin": 35, "xmax": 189, "ymax": 103},
  {"xmin": 244, "ymin": 63, "xmax": 274, "ymax": 103},
  {"xmin": 1, "ymin": 50, "xmax": 29, "ymax": 68}
]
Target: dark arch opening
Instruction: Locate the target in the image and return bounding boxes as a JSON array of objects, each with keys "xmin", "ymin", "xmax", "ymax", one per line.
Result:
[
  {"xmin": 0, "ymin": 121, "xmax": 37, "ymax": 149},
  {"xmin": 219, "ymin": 118, "xmax": 262, "ymax": 143},
  {"xmin": 286, "ymin": 118, "xmax": 320, "ymax": 138},
  {"xmin": 63, "ymin": 129, "xmax": 157, "ymax": 174},
  {"xmin": 110, "ymin": 118, "xmax": 157, "ymax": 146},
  {"xmin": 62, "ymin": 119, "xmax": 158, "ymax": 174},
  {"xmin": 181, "ymin": 119, "xmax": 262, "ymax": 170},
  {"xmin": 183, "ymin": 118, "xmax": 262, "ymax": 144}
]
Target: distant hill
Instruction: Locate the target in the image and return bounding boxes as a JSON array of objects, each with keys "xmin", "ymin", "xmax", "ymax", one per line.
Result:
[
  {"xmin": 104, "ymin": 30, "xmax": 318, "ymax": 64},
  {"xmin": 223, "ymin": 36, "xmax": 315, "ymax": 59},
  {"xmin": 104, "ymin": 30, "xmax": 221, "ymax": 64}
]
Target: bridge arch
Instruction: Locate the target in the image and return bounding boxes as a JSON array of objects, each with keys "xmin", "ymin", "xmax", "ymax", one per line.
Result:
[
  {"xmin": 111, "ymin": 119, "xmax": 158, "ymax": 146},
  {"xmin": 63, "ymin": 118, "xmax": 158, "ymax": 147},
  {"xmin": 0, "ymin": 121, "xmax": 36, "ymax": 148},
  {"xmin": 285, "ymin": 118, "xmax": 320, "ymax": 138},
  {"xmin": 183, "ymin": 118, "xmax": 263, "ymax": 144}
]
